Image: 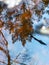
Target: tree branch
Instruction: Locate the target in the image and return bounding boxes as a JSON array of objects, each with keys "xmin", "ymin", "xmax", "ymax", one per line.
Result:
[{"xmin": 31, "ymin": 35, "xmax": 47, "ymax": 45}]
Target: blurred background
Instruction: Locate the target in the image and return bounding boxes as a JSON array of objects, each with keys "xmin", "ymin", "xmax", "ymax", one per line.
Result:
[{"xmin": 0, "ymin": 0, "xmax": 49, "ymax": 65}]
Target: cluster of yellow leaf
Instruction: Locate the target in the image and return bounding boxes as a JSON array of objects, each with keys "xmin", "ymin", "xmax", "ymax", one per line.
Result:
[
  {"xmin": 7, "ymin": 9, "xmax": 33, "ymax": 46},
  {"xmin": 16, "ymin": 10, "xmax": 33, "ymax": 45},
  {"xmin": 0, "ymin": 0, "xmax": 47, "ymax": 46},
  {"xmin": 0, "ymin": 1, "xmax": 34, "ymax": 46}
]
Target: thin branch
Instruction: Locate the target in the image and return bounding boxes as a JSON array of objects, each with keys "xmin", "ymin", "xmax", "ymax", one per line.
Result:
[
  {"xmin": 0, "ymin": 31, "xmax": 11, "ymax": 65},
  {"xmin": 16, "ymin": 53, "xmax": 21, "ymax": 59},
  {"xmin": 0, "ymin": 47, "xmax": 7, "ymax": 55},
  {"xmin": 8, "ymin": 53, "xmax": 11, "ymax": 65},
  {"xmin": 0, "ymin": 30, "xmax": 8, "ymax": 46},
  {"xmin": 11, "ymin": 59, "xmax": 26, "ymax": 65},
  {"xmin": 31, "ymin": 35, "xmax": 47, "ymax": 45}
]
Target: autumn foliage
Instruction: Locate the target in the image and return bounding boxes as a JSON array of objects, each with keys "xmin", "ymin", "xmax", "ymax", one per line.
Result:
[
  {"xmin": 0, "ymin": 0, "xmax": 48, "ymax": 46},
  {"xmin": 0, "ymin": 0, "xmax": 48, "ymax": 65},
  {"xmin": 0, "ymin": 1, "xmax": 34, "ymax": 46}
]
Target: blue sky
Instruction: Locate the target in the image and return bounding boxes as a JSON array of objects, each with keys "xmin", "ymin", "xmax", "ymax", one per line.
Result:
[{"xmin": 2, "ymin": 29, "xmax": 49, "ymax": 65}]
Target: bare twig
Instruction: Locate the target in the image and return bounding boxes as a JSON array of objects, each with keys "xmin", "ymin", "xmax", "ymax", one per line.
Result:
[
  {"xmin": 31, "ymin": 35, "xmax": 47, "ymax": 45},
  {"xmin": 0, "ymin": 31, "xmax": 11, "ymax": 65}
]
